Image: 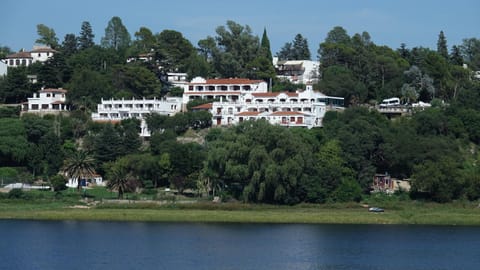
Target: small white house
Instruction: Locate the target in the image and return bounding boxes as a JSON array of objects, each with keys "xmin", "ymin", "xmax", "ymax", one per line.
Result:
[
  {"xmin": 67, "ymin": 175, "xmax": 104, "ymax": 188},
  {"xmin": 23, "ymin": 88, "xmax": 69, "ymax": 114}
]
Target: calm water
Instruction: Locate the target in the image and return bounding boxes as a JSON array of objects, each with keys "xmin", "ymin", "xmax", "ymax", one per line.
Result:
[{"xmin": 1, "ymin": 220, "xmax": 479, "ymax": 270}]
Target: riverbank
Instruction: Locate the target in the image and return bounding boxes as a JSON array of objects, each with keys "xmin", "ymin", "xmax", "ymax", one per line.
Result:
[{"xmin": 1, "ymin": 200, "xmax": 479, "ymax": 225}]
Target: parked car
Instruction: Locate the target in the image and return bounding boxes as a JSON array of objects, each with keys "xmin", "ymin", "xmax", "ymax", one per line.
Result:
[{"xmin": 368, "ymin": 207, "xmax": 384, "ymax": 213}]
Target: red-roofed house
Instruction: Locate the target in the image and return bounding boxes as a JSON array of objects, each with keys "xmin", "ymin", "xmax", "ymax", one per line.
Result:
[{"xmin": 3, "ymin": 46, "xmax": 56, "ymax": 68}]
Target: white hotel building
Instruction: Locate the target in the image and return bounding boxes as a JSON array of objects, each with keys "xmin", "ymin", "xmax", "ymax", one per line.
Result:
[
  {"xmin": 91, "ymin": 77, "xmax": 344, "ymax": 136},
  {"xmin": 185, "ymin": 77, "xmax": 344, "ymax": 129},
  {"xmin": 91, "ymin": 97, "xmax": 183, "ymax": 136}
]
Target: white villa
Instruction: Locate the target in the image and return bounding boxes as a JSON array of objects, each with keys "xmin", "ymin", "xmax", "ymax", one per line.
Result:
[
  {"xmin": 182, "ymin": 77, "xmax": 268, "ymax": 106},
  {"xmin": 23, "ymin": 88, "xmax": 69, "ymax": 115},
  {"xmin": 3, "ymin": 46, "xmax": 56, "ymax": 68},
  {"xmin": 199, "ymin": 84, "xmax": 344, "ymax": 129},
  {"xmin": 273, "ymin": 58, "xmax": 320, "ymax": 84},
  {"xmin": 91, "ymin": 97, "xmax": 183, "ymax": 136}
]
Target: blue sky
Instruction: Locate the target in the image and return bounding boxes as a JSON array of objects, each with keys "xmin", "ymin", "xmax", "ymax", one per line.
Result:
[{"xmin": 1, "ymin": 0, "xmax": 479, "ymax": 58}]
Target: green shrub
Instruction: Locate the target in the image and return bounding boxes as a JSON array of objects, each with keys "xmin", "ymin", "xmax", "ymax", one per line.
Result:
[
  {"xmin": 50, "ymin": 175, "xmax": 67, "ymax": 191},
  {"xmin": 8, "ymin": 188, "xmax": 25, "ymax": 199}
]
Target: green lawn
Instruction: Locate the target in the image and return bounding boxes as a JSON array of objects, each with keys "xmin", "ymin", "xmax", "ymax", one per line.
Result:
[{"xmin": 1, "ymin": 188, "xmax": 479, "ymax": 225}]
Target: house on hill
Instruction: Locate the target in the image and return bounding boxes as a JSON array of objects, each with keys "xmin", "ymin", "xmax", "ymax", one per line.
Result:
[
  {"xmin": 22, "ymin": 88, "xmax": 69, "ymax": 115},
  {"xmin": 3, "ymin": 46, "xmax": 56, "ymax": 68}
]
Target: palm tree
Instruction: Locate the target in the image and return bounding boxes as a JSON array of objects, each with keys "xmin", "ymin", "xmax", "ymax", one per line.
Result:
[
  {"xmin": 62, "ymin": 150, "xmax": 96, "ymax": 191},
  {"xmin": 106, "ymin": 165, "xmax": 137, "ymax": 199}
]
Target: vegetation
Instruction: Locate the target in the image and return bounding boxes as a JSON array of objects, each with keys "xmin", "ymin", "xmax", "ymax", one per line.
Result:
[{"xmin": 1, "ymin": 18, "xmax": 480, "ymax": 216}]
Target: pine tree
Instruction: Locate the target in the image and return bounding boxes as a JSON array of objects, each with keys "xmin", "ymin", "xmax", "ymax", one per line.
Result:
[
  {"xmin": 78, "ymin": 21, "xmax": 95, "ymax": 50},
  {"xmin": 260, "ymin": 28, "xmax": 273, "ymax": 62},
  {"xmin": 450, "ymin": 45, "xmax": 463, "ymax": 65},
  {"xmin": 62, "ymin": 33, "xmax": 78, "ymax": 56},
  {"xmin": 437, "ymin": 31, "xmax": 448, "ymax": 59},
  {"xmin": 292, "ymin": 33, "xmax": 311, "ymax": 60}
]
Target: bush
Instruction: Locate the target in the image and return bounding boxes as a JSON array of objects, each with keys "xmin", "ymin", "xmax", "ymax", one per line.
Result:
[
  {"xmin": 8, "ymin": 188, "xmax": 25, "ymax": 199},
  {"xmin": 50, "ymin": 175, "xmax": 67, "ymax": 191}
]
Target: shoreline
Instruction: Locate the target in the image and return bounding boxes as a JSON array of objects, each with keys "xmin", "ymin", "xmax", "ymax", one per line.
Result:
[{"xmin": 1, "ymin": 202, "xmax": 480, "ymax": 226}]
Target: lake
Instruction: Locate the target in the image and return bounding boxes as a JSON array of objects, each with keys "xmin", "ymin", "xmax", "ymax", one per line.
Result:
[{"xmin": 1, "ymin": 220, "xmax": 479, "ymax": 270}]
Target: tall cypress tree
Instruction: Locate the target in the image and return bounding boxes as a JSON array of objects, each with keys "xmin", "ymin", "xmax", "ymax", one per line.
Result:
[
  {"xmin": 437, "ymin": 31, "xmax": 448, "ymax": 59},
  {"xmin": 260, "ymin": 28, "xmax": 273, "ymax": 62}
]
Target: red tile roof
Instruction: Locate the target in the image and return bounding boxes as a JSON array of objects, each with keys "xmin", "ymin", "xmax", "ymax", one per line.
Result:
[
  {"xmin": 5, "ymin": 52, "xmax": 32, "ymax": 59},
  {"xmin": 39, "ymin": 88, "xmax": 68, "ymax": 93},
  {"xmin": 30, "ymin": 47, "xmax": 57, "ymax": 53},
  {"xmin": 236, "ymin": 111, "xmax": 261, "ymax": 116},
  {"xmin": 195, "ymin": 78, "xmax": 265, "ymax": 85},
  {"xmin": 251, "ymin": 91, "xmax": 299, "ymax": 98},
  {"xmin": 270, "ymin": 111, "xmax": 304, "ymax": 116},
  {"xmin": 191, "ymin": 103, "xmax": 213, "ymax": 109}
]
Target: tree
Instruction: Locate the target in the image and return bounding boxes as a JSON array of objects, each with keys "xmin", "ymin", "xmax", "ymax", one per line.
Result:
[
  {"xmin": 0, "ymin": 118, "xmax": 29, "ymax": 166},
  {"xmin": 110, "ymin": 65, "xmax": 162, "ymax": 97},
  {"xmin": 0, "ymin": 45, "xmax": 12, "ymax": 59},
  {"xmin": 78, "ymin": 21, "xmax": 95, "ymax": 49},
  {"xmin": 66, "ymin": 68, "xmax": 113, "ymax": 109},
  {"xmin": 276, "ymin": 33, "xmax": 311, "ymax": 60},
  {"xmin": 411, "ymin": 157, "xmax": 462, "ymax": 202},
  {"xmin": 209, "ymin": 20, "xmax": 260, "ymax": 78},
  {"xmin": 0, "ymin": 66, "xmax": 31, "ymax": 104},
  {"xmin": 101, "ymin": 16, "xmax": 131, "ymax": 50},
  {"xmin": 401, "ymin": 65, "xmax": 435, "ymax": 102},
  {"xmin": 155, "ymin": 30, "xmax": 196, "ymax": 72},
  {"xmin": 133, "ymin": 27, "xmax": 156, "ymax": 53},
  {"xmin": 318, "ymin": 27, "xmax": 354, "ymax": 68},
  {"xmin": 437, "ymin": 31, "xmax": 448, "ymax": 59},
  {"xmin": 106, "ymin": 161, "xmax": 137, "ymax": 199},
  {"xmin": 450, "ymin": 45, "xmax": 463, "ymax": 65},
  {"xmin": 260, "ymin": 28, "xmax": 273, "ymax": 62},
  {"xmin": 292, "ymin": 34, "xmax": 311, "ymax": 60},
  {"xmin": 50, "ymin": 174, "xmax": 67, "ymax": 191},
  {"xmin": 36, "ymin": 24, "xmax": 59, "ymax": 49},
  {"xmin": 62, "ymin": 150, "xmax": 96, "ymax": 190},
  {"xmin": 61, "ymin": 33, "xmax": 78, "ymax": 56},
  {"xmin": 460, "ymin": 38, "xmax": 480, "ymax": 70}
]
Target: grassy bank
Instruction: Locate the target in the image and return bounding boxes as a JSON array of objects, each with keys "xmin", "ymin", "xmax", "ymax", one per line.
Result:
[{"xmin": 1, "ymin": 198, "xmax": 480, "ymax": 225}]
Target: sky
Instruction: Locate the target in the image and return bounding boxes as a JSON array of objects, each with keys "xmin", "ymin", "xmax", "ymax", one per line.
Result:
[{"xmin": 1, "ymin": 0, "xmax": 479, "ymax": 58}]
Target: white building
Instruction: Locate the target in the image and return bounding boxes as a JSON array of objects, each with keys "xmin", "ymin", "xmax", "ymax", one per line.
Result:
[
  {"xmin": 196, "ymin": 85, "xmax": 344, "ymax": 129},
  {"xmin": 273, "ymin": 57, "xmax": 320, "ymax": 84},
  {"xmin": 182, "ymin": 77, "xmax": 268, "ymax": 106},
  {"xmin": 67, "ymin": 174, "xmax": 104, "ymax": 188},
  {"xmin": 3, "ymin": 46, "xmax": 56, "ymax": 68},
  {"xmin": 23, "ymin": 88, "xmax": 69, "ymax": 114},
  {"xmin": 0, "ymin": 59, "xmax": 7, "ymax": 76},
  {"xmin": 91, "ymin": 97, "xmax": 183, "ymax": 136},
  {"xmin": 167, "ymin": 72, "xmax": 188, "ymax": 88}
]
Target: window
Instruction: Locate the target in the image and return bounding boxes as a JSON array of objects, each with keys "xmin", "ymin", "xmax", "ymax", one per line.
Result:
[
  {"xmin": 21, "ymin": 59, "xmax": 26, "ymax": 65},
  {"xmin": 15, "ymin": 59, "xmax": 20, "ymax": 65},
  {"xmin": 38, "ymin": 53, "xmax": 41, "ymax": 57},
  {"xmin": 46, "ymin": 93, "xmax": 51, "ymax": 97}
]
